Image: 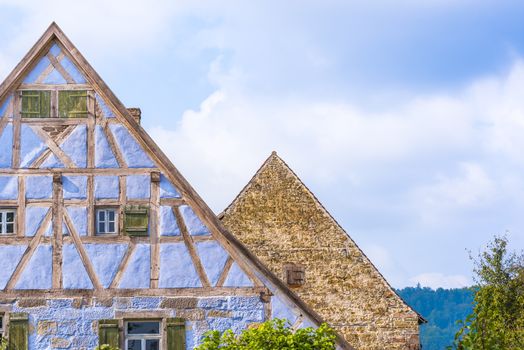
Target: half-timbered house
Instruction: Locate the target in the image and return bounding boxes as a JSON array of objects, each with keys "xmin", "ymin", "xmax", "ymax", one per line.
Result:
[{"xmin": 0, "ymin": 23, "xmax": 354, "ymax": 350}]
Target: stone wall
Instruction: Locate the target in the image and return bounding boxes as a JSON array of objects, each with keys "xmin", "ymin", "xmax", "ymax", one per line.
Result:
[
  {"xmin": 220, "ymin": 154, "xmax": 421, "ymax": 350},
  {"xmin": 2, "ymin": 296, "xmax": 265, "ymax": 350}
]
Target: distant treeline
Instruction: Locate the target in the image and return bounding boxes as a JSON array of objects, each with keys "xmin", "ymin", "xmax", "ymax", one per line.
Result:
[{"xmin": 396, "ymin": 286, "xmax": 475, "ymax": 350}]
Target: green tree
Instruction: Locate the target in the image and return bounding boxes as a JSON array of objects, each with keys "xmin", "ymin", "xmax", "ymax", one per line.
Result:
[
  {"xmin": 195, "ymin": 319, "xmax": 336, "ymax": 350},
  {"xmin": 453, "ymin": 236, "xmax": 524, "ymax": 349}
]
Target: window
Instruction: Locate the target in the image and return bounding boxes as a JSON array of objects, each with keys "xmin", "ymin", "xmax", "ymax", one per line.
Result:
[
  {"xmin": 125, "ymin": 321, "xmax": 161, "ymax": 350},
  {"xmin": 124, "ymin": 205, "xmax": 149, "ymax": 237},
  {"xmin": 58, "ymin": 90, "xmax": 88, "ymax": 118},
  {"xmin": 21, "ymin": 90, "xmax": 51, "ymax": 118},
  {"xmin": 0, "ymin": 209, "xmax": 16, "ymax": 235},
  {"xmin": 96, "ymin": 208, "xmax": 118, "ymax": 235}
]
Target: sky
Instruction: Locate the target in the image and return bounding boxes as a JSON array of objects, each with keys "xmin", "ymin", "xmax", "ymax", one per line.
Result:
[{"xmin": 1, "ymin": 0, "xmax": 524, "ymax": 289}]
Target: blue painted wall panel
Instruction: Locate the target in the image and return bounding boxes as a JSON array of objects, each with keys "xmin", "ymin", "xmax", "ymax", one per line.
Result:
[
  {"xmin": 40, "ymin": 153, "xmax": 65, "ymax": 168},
  {"xmin": 63, "ymin": 176, "xmax": 87, "ymax": 200},
  {"xmin": 94, "ymin": 125, "xmax": 119, "ymax": 168},
  {"xmin": 119, "ymin": 244, "xmax": 151, "ymax": 289},
  {"xmin": 61, "ymin": 125, "xmax": 87, "ymax": 167},
  {"xmin": 179, "ymin": 205, "xmax": 210, "ymax": 236},
  {"xmin": 60, "ymin": 56, "xmax": 87, "ymax": 83},
  {"xmin": 42, "ymin": 68, "xmax": 67, "ymax": 84},
  {"xmin": 94, "ymin": 175, "xmax": 119, "ymax": 199},
  {"xmin": 195, "ymin": 241, "xmax": 229, "ymax": 287},
  {"xmin": 0, "ymin": 176, "xmax": 18, "ymax": 200},
  {"xmin": 62, "ymin": 243, "xmax": 93, "ymax": 289},
  {"xmin": 26, "ymin": 175, "xmax": 53, "ymax": 199},
  {"xmin": 271, "ymin": 295, "xmax": 298, "ymax": 325},
  {"xmin": 127, "ymin": 175, "xmax": 150, "ymax": 199},
  {"xmin": 159, "ymin": 206, "xmax": 180, "ymax": 236},
  {"xmin": 95, "ymin": 94, "xmax": 115, "ymax": 118},
  {"xmin": 66, "ymin": 206, "xmax": 88, "ymax": 236},
  {"xmin": 0, "ymin": 245, "xmax": 27, "ymax": 289},
  {"xmin": 25, "ymin": 206, "xmax": 50, "ymax": 237},
  {"xmin": 110, "ymin": 124, "xmax": 155, "ymax": 168},
  {"xmin": 159, "ymin": 174, "xmax": 180, "ymax": 198},
  {"xmin": 49, "ymin": 43, "xmax": 61, "ymax": 56},
  {"xmin": 159, "ymin": 243, "xmax": 201, "ymax": 288},
  {"xmin": 15, "ymin": 244, "xmax": 53, "ymax": 289},
  {"xmin": 0, "ymin": 123, "xmax": 12, "ymax": 167},
  {"xmin": 20, "ymin": 125, "xmax": 47, "ymax": 167},
  {"xmin": 224, "ymin": 262, "xmax": 253, "ymax": 287},
  {"xmin": 0, "ymin": 94, "xmax": 12, "ymax": 116},
  {"xmin": 84, "ymin": 243, "xmax": 128, "ymax": 288},
  {"xmin": 23, "ymin": 56, "xmax": 51, "ymax": 83}
]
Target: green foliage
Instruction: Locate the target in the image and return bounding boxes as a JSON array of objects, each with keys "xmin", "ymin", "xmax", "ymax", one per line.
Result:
[
  {"xmin": 0, "ymin": 337, "xmax": 7, "ymax": 350},
  {"xmin": 194, "ymin": 319, "xmax": 336, "ymax": 350},
  {"xmin": 452, "ymin": 236, "xmax": 524, "ymax": 349},
  {"xmin": 95, "ymin": 345, "xmax": 120, "ymax": 350},
  {"xmin": 398, "ymin": 285, "xmax": 474, "ymax": 350}
]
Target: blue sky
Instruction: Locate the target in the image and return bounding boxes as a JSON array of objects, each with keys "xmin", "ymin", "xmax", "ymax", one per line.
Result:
[{"xmin": 2, "ymin": 0, "xmax": 524, "ymax": 288}]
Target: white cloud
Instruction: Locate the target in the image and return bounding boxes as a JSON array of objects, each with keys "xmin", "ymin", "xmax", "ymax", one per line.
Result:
[{"xmin": 409, "ymin": 273, "xmax": 471, "ymax": 289}]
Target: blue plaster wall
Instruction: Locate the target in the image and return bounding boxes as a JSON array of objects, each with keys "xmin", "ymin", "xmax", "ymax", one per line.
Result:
[
  {"xmin": 43, "ymin": 68, "xmax": 67, "ymax": 85},
  {"xmin": 159, "ymin": 175, "xmax": 180, "ymax": 198},
  {"xmin": 23, "ymin": 56, "xmax": 51, "ymax": 84},
  {"xmin": 195, "ymin": 241, "xmax": 229, "ymax": 287},
  {"xmin": 95, "ymin": 94, "xmax": 114, "ymax": 118},
  {"xmin": 63, "ymin": 243, "xmax": 93, "ymax": 289},
  {"xmin": 84, "ymin": 244, "xmax": 128, "ymax": 288},
  {"xmin": 60, "ymin": 56, "xmax": 87, "ymax": 83},
  {"xmin": 94, "ymin": 125, "xmax": 118, "ymax": 168},
  {"xmin": 119, "ymin": 243, "xmax": 150, "ymax": 289},
  {"xmin": 40, "ymin": 153, "xmax": 64, "ymax": 168},
  {"xmin": 63, "ymin": 176, "xmax": 87, "ymax": 200},
  {"xmin": 109, "ymin": 124, "xmax": 155, "ymax": 168},
  {"xmin": 20, "ymin": 125, "xmax": 47, "ymax": 167},
  {"xmin": 159, "ymin": 206, "xmax": 180, "ymax": 236},
  {"xmin": 66, "ymin": 206, "xmax": 88, "ymax": 236},
  {"xmin": 60, "ymin": 125, "xmax": 87, "ymax": 167},
  {"xmin": 0, "ymin": 94, "xmax": 12, "ymax": 116},
  {"xmin": 25, "ymin": 207, "xmax": 50, "ymax": 237},
  {"xmin": 159, "ymin": 243, "xmax": 201, "ymax": 288},
  {"xmin": 26, "ymin": 176, "xmax": 53, "ymax": 199},
  {"xmin": 7, "ymin": 295, "xmax": 265, "ymax": 350},
  {"xmin": 15, "ymin": 244, "xmax": 53, "ymax": 289},
  {"xmin": 271, "ymin": 295, "xmax": 299, "ymax": 326},
  {"xmin": 224, "ymin": 262, "xmax": 254, "ymax": 288},
  {"xmin": 179, "ymin": 205, "xmax": 210, "ymax": 236},
  {"xmin": 94, "ymin": 176, "xmax": 119, "ymax": 199},
  {"xmin": 0, "ymin": 176, "xmax": 18, "ymax": 200},
  {"xmin": 0, "ymin": 123, "xmax": 13, "ymax": 167},
  {"xmin": 127, "ymin": 175, "xmax": 150, "ymax": 199},
  {"xmin": 0, "ymin": 245, "xmax": 27, "ymax": 289}
]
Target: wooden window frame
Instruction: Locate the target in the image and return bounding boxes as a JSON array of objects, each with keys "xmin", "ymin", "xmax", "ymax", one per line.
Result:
[
  {"xmin": 0, "ymin": 313, "xmax": 4, "ymax": 339},
  {"xmin": 124, "ymin": 205, "xmax": 150, "ymax": 237},
  {"xmin": 124, "ymin": 320, "xmax": 162, "ymax": 350},
  {"xmin": 95, "ymin": 207, "xmax": 119, "ymax": 236},
  {"xmin": 58, "ymin": 90, "xmax": 88, "ymax": 118},
  {"xmin": 20, "ymin": 90, "xmax": 51, "ymax": 118},
  {"xmin": 18, "ymin": 88, "xmax": 93, "ymax": 119},
  {"xmin": 0, "ymin": 208, "xmax": 17, "ymax": 236}
]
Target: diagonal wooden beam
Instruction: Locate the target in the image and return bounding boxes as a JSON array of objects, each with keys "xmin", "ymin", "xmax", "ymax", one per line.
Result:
[
  {"xmin": 110, "ymin": 242, "xmax": 136, "ymax": 289},
  {"xmin": 102, "ymin": 119, "xmax": 127, "ymax": 168},
  {"xmin": 63, "ymin": 210, "xmax": 103, "ymax": 290},
  {"xmin": 0, "ymin": 94, "xmax": 14, "ymax": 136},
  {"xmin": 30, "ymin": 126, "xmax": 75, "ymax": 168},
  {"xmin": 30, "ymin": 125, "xmax": 76, "ymax": 168},
  {"xmin": 215, "ymin": 256, "xmax": 234, "ymax": 287},
  {"xmin": 47, "ymin": 52, "xmax": 75, "ymax": 84},
  {"xmin": 6, "ymin": 209, "xmax": 52, "ymax": 290},
  {"xmin": 35, "ymin": 52, "xmax": 65, "ymax": 84},
  {"xmin": 173, "ymin": 206, "xmax": 211, "ymax": 288}
]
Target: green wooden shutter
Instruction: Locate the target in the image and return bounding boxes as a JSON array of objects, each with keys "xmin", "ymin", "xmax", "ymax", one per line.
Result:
[
  {"xmin": 8, "ymin": 313, "xmax": 28, "ymax": 350},
  {"xmin": 21, "ymin": 91, "xmax": 50, "ymax": 118},
  {"xmin": 58, "ymin": 90, "xmax": 88, "ymax": 118},
  {"xmin": 98, "ymin": 319, "xmax": 119, "ymax": 348},
  {"xmin": 167, "ymin": 318, "xmax": 185, "ymax": 350},
  {"xmin": 124, "ymin": 205, "xmax": 149, "ymax": 236}
]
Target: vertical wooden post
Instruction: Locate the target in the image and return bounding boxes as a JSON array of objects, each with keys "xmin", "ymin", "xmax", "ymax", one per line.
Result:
[
  {"xmin": 87, "ymin": 90, "xmax": 95, "ymax": 168},
  {"xmin": 87, "ymin": 175, "xmax": 94, "ymax": 236},
  {"xmin": 150, "ymin": 171, "xmax": 160, "ymax": 288},
  {"xmin": 52, "ymin": 172, "xmax": 63, "ymax": 289},
  {"xmin": 12, "ymin": 92, "xmax": 21, "ymax": 168},
  {"xmin": 17, "ymin": 176, "xmax": 26, "ymax": 237}
]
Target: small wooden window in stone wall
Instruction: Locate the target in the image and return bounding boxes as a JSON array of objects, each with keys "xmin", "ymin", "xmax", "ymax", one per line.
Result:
[{"xmin": 284, "ymin": 264, "xmax": 306, "ymax": 287}]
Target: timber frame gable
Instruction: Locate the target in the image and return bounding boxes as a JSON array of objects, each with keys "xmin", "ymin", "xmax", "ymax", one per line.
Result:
[{"xmin": 0, "ymin": 23, "xmax": 354, "ymax": 350}]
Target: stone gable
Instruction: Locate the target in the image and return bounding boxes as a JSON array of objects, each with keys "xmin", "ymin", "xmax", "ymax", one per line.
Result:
[{"xmin": 220, "ymin": 152, "xmax": 422, "ymax": 350}]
